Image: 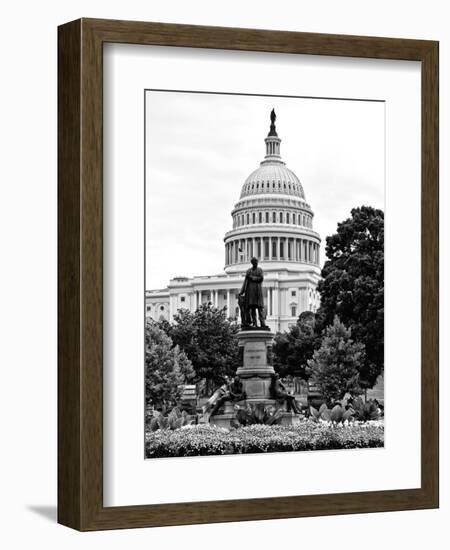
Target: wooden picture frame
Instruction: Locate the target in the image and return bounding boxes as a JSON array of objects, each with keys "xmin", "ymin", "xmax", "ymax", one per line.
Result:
[{"xmin": 58, "ymin": 18, "xmax": 439, "ymax": 531}]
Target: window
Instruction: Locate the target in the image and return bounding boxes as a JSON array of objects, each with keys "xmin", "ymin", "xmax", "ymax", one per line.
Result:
[
  {"xmin": 259, "ymin": 212, "xmax": 262, "ymax": 223},
  {"xmin": 292, "ymin": 213, "xmax": 296, "ymax": 224},
  {"xmin": 160, "ymin": 306, "xmax": 164, "ymax": 311},
  {"xmin": 265, "ymin": 212, "xmax": 269, "ymax": 223},
  {"xmin": 280, "ymin": 241, "xmax": 284, "ymax": 258},
  {"xmin": 264, "ymin": 240, "xmax": 269, "ymax": 258},
  {"xmin": 246, "ymin": 213, "xmax": 250, "ymax": 224},
  {"xmin": 252, "ymin": 212, "xmax": 256, "ymax": 224},
  {"xmin": 272, "ymin": 212, "xmax": 276, "ymax": 223},
  {"xmin": 180, "ymin": 296, "xmax": 185, "ymax": 303},
  {"xmin": 272, "ymin": 240, "xmax": 277, "ymax": 258},
  {"xmin": 286, "ymin": 212, "xmax": 290, "ymax": 224},
  {"xmin": 280, "ymin": 212, "xmax": 284, "ymax": 223},
  {"xmin": 291, "ymin": 290, "xmax": 296, "ymax": 297},
  {"xmin": 291, "ymin": 306, "xmax": 297, "ymax": 317},
  {"xmin": 146, "ymin": 305, "xmax": 151, "ymax": 311}
]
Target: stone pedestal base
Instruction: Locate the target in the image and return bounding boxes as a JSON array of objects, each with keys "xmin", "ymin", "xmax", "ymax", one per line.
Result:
[
  {"xmin": 209, "ymin": 413, "xmax": 235, "ymax": 430},
  {"xmin": 209, "ymin": 410, "xmax": 302, "ymax": 429},
  {"xmin": 236, "ymin": 329, "xmax": 275, "ymax": 401},
  {"xmin": 205, "ymin": 329, "xmax": 302, "ymax": 429}
]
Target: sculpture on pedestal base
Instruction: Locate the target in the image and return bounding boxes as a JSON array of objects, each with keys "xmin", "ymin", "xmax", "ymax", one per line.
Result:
[
  {"xmin": 239, "ymin": 257, "xmax": 268, "ymax": 329},
  {"xmin": 207, "ymin": 256, "xmax": 301, "ymax": 428},
  {"xmin": 208, "ymin": 329, "xmax": 302, "ymax": 428}
]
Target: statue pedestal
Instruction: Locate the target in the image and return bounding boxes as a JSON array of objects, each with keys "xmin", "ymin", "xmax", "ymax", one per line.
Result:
[
  {"xmin": 208, "ymin": 329, "xmax": 301, "ymax": 429},
  {"xmin": 236, "ymin": 329, "xmax": 275, "ymax": 400}
]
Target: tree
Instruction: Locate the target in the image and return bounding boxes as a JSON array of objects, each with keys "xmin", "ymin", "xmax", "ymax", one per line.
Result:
[
  {"xmin": 317, "ymin": 206, "xmax": 384, "ymax": 388},
  {"xmin": 306, "ymin": 316, "xmax": 365, "ymax": 404},
  {"xmin": 273, "ymin": 311, "xmax": 319, "ymax": 379},
  {"xmin": 145, "ymin": 321, "xmax": 195, "ymax": 410},
  {"xmin": 157, "ymin": 304, "xmax": 240, "ymax": 394}
]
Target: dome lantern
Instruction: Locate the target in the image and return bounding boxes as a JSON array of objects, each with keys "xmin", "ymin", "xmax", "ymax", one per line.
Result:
[{"xmin": 263, "ymin": 108, "xmax": 282, "ymax": 162}]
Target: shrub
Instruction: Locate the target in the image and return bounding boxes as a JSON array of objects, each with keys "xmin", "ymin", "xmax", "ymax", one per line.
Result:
[
  {"xmin": 231, "ymin": 403, "xmax": 284, "ymax": 427},
  {"xmin": 147, "ymin": 406, "xmax": 194, "ymax": 432},
  {"xmin": 352, "ymin": 397, "xmax": 382, "ymax": 421},
  {"xmin": 145, "ymin": 421, "xmax": 384, "ymax": 458},
  {"xmin": 309, "ymin": 403, "xmax": 354, "ymax": 424}
]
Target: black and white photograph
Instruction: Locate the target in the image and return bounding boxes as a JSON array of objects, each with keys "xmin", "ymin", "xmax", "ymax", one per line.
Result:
[
  {"xmin": 0, "ymin": 0, "xmax": 443, "ymax": 542},
  {"xmin": 144, "ymin": 90, "xmax": 385, "ymax": 459}
]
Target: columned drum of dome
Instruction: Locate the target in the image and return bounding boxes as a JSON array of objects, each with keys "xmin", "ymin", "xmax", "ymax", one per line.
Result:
[{"xmin": 224, "ymin": 110, "xmax": 321, "ymax": 276}]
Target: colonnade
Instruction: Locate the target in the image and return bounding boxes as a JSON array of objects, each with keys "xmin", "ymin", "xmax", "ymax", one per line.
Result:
[
  {"xmin": 193, "ymin": 286, "xmax": 278, "ymax": 317},
  {"xmin": 233, "ymin": 210, "xmax": 312, "ymax": 229},
  {"xmin": 225, "ymin": 236, "xmax": 319, "ymax": 265},
  {"xmin": 193, "ymin": 288, "xmax": 230, "ymax": 312}
]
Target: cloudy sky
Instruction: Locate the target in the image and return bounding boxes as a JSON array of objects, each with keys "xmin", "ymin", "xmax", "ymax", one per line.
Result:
[{"xmin": 145, "ymin": 91, "xmax": 384, "ymax": 290}]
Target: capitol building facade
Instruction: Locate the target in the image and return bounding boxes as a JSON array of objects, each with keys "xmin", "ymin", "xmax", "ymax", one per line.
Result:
[{"xmin": 146, "ymin": 112, "xmax": 321, "ymax": 332}]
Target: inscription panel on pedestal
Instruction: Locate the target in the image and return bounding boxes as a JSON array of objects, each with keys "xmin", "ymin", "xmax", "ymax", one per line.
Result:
[{"xmin": 243, "ymin": 341, "xmax": 267, "ymax": 367}]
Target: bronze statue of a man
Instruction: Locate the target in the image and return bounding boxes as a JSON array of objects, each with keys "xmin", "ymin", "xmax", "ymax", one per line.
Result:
[{"xmin": 239, "ymin": 257, "xmax": 267, "ymax": 328}]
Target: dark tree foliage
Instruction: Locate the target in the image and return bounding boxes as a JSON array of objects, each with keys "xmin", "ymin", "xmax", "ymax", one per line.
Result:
[
  {"xmin": 156, "ymin": 304, "xmax": 240, "ymax": 394},
  {"xmin": 145, "ymin": 322, "xmax": 195, "ymax": 410},
  {"xmin": 272, "ymin": 311, "xmax": 319, "ymax": 379},
  {"xmin": 317, "ymin": 206, "xmax": 384, "ymax": 388},
  {"xmin": 306, "ymin": 316, "xmax": 365, "ymax": 404}
]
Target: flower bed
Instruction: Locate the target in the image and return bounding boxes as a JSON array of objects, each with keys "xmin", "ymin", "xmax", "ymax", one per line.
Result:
[{"xmin": 145, "ymin": 421, "xmax": 384, "ymax": 458}]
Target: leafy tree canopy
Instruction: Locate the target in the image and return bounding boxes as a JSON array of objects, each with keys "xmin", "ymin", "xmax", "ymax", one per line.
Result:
[
  {"xmin": 306, "ymin": 316, "xmax": 365, "ymax": 404},
  {"xmin": 145, "ymin": 322, "xmax": 195, "ymax": 410},
  {"xmin": 156, "ymin": 304, "xmax": 240, "ymax": 393},
  {"xmin": 317, "ymin": 206, "xmax": 384, "ymax": 388},
  {"xmin": 273, "ymin": 311, "xmax": 319, "ymax": 379}
]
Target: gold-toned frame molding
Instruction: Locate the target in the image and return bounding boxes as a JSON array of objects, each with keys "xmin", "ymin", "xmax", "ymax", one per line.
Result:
[{"xmin": 58, "ymin": 18, "xmax": 439, "ymax": 531}]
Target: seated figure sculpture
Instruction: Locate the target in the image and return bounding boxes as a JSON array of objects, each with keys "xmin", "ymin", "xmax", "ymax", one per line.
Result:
[
  {"xmin": 206, "ymin": 376, "xmax": 247, "ymax": 418},
  {"xmin": 202, "ymin": 376, "xmax": 230, "ymax": 416},
  {"xmin": 270, "ymin": 373, "xmax": 301, "ymax": 414}
]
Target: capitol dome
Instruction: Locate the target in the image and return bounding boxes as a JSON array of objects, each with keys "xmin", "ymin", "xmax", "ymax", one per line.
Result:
[
  {"xmin": 224, "ymin": 109, "xmax": 321, "ymax": 275},
  {"xmin": 240, "ymin": 163, "xmax": 305, "ymax": 200}
]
